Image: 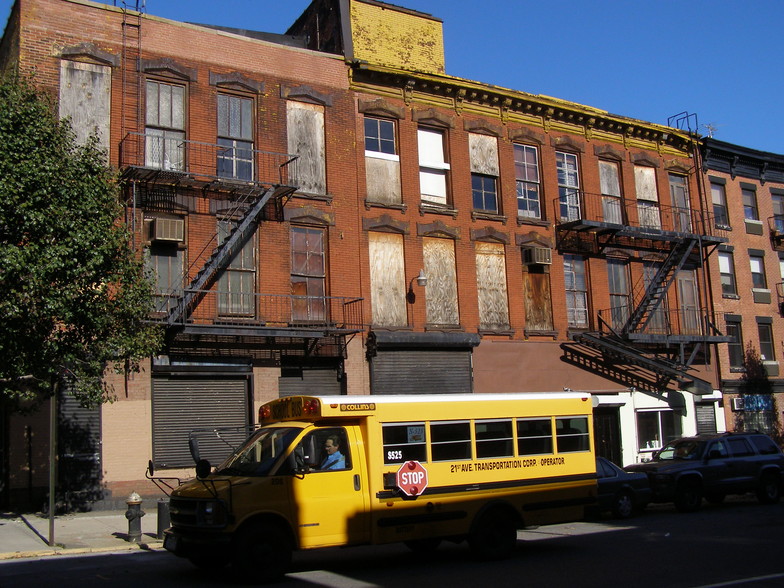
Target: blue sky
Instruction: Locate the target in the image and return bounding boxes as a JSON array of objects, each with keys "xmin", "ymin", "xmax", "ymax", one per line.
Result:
[{"xmin": 1, "ymin": 0, "xmax": 782, "ymax": 154}]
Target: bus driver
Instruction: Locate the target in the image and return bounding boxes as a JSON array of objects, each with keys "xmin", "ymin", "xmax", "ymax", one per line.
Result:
[{"xmin": 320, "ymin": 435, "xmax": 345, "ymax": 470}]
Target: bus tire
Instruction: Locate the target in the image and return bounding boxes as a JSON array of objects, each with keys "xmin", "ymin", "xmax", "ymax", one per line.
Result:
[
  {"xmin": 404, "ymin": 537, "xmax": 442, "ymax": 554},
  {"xmin": 468, "ymin": 509, "xmax": 517, "ymax": 561},
  {"xmin": 232, "ymin": 521, "xmax": 292, "ymax": 584}
]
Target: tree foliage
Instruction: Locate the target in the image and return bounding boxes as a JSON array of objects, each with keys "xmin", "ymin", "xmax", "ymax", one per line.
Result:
[{"xmin": 0, "ymin": 75, "xmax": 162, "ymax": 409}]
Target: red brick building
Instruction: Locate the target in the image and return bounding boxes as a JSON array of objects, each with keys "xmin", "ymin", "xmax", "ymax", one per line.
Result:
[{"xmin": 0, "ymin": 0, "xmax": 730, "ymax": 510}]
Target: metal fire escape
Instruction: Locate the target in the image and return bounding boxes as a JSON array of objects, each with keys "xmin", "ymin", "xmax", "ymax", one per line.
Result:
[{"xmin": 557, "ymin": 191, "xmax": 730, "ymax": 396}]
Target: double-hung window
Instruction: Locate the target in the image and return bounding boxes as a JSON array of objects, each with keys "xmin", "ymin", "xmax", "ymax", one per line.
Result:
[
  {"xmin": 418, "ymin": 127, "xmax": 450, "ymax": 205},
  {"xmin": 514, "ymin": 144, "xmax": 541, "ymax": 219},
  {"xmin": 757, "ymin": 320, "xmax": 775, "ymax": 362},
  {"xmin": 217, "ymin": 219, "xmax": 255, "ymax": 316},
  {"xmin": 718, "ymin": 251, "xmax": 737, "ymax": 296},
  {"xmin": 599, "ymin": 160, "xmax": 622, "ymax": 224},
  {"xmin": 726, "ymin": 318, "xmax": 744, "ymax": 369},
  {"xmin": 750, "ymin": 254, "xmax": 768, "ymax": 290},
  {"xmin": 743, "ymin": 188, "xmax": 759, "ymax": 221},
  {"xmin": 563, "ymin": 254, "xmax": 588, "ymax": 328},
  {"xmin": 711, "ymin": 181, "xmax": 730, "ymax": 228},
  {"xmin": 773, "ymin": 191, "xmax": 784, "ymax": 233},
  {"xmin": 217, "ymin": 94, "xmax": 253, "ymax": 181},
  {"xmin": 607, "ymin": 258, "xmax": 631, "ymax": 329},
  {"xmin": 145, "ymin": 80, "xmax": 185, "ymax": 170},
  {"xmin": 364, "ymin": 116, "xmax": 401, "ymax": 205},
  {"xmin": 469, "ymin": 133, "xmax": 499, "ymax": 214},
  {"xmin": 634, "ymin": 165, "xmax": 660, "ymax": 229},
  {"xmin": 556, "ymin": 151, "xmax": 580, "ymax": 221},
  {"xmin": 291, "ymin": 226, "xmax": 327, "ymax": 322}
]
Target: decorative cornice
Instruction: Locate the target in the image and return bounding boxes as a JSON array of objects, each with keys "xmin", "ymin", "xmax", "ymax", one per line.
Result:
[
  {"xmin": 515, "ymin": 231, "xmax": 552, "ymax": 248},
  {"xmin": 412, "ymin": 107, "xmax": 454, "ymax": 129},
  {"xmin": 630, "ymin": 153, "xmax": 660, "ymax": 168},
  {"xmin": 140, "ymin": 58, "xmax": 197, "ymax": 81},
  {"xmin": 417, "ymin": 220, "xmax": 460, "ymax": 239},
  {"xmin": 281, "ymin": 84, "xmax": 333, "ymax": 106},
  {"xmin": 358, "ymin": 98, "xmax": 405, "ymax": 119},
  {"xmin": 59, "ymin": 43, "xmax": 119, "ymax": 67},
  {"xmin": 470, "ymin": 226, "xmax": 509, "ymax": 244},
  {"xmin": 594, "ymin": 144, "xmax": 625, "ymax": 161},
  {"xmin": 550, "ymin": 135, "xmax": 585, "ymax": 153},
  {"xmin": 508, "ymin": 127, "xmax": 544, "ymax": 145},
  {"xmin": 363, "ymin": 213, "xmax": 409, "ymax": 234},
  {"xmin": 464, "ymin": 119, "xmax": 503, "ymax": 137},
  {"xmin": 209, "ymin": 71, "xmax": 264, "ymax": 94},
  {"xmin": 284, "ymin": 205, "xmax": 334, "ymax": 226}
]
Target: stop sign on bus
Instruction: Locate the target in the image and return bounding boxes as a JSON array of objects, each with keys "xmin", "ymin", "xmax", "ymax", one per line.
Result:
[{"xmin": 396, "ymin": 460, "xmax": 428, "ymax": 497}]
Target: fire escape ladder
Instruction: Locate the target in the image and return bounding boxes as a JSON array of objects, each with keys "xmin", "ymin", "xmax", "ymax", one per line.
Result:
[
  {"xmin": 622, "ymin": 237, "xmax": 697, "ymax": 336},
  {"xmin": 167, "ymin": 184, "xmax": 293, "ymax": 325},
  {"xmin": 120, "ymin": 2, "xmax": 142, "ymax": 138}
]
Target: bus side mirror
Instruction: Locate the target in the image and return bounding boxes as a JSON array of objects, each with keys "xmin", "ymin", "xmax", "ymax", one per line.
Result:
[
  {"xmin": 195, "ymin": 459, "xmax": 211, "ymax": 479},
  {"xmin": 189, "ymin": 437, "xmax": 201, "ymax": 463},
  {"xmin": 147, "ymin": 460, "xmax": 155, "ymax": 477}
]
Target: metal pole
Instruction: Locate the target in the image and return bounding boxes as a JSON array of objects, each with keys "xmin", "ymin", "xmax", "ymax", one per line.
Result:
[{"xmin": 48, "ymin": 380, "xmax": 58, "ymax": 546}]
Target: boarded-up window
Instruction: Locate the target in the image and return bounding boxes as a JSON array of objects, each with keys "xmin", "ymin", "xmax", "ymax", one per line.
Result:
[
  {"xmin": 287, "ymin": 101, "xmax": 326, "ymax": 195},
  {"xmin": 59, "ymin": 61, "xmax": 112, "ymax": 156},
  {"xmin": 523, "ymin": 267, "xmax": 553, "ymax": 331},
  {"xmin": 634, "ymin": 165, "xmax": 660, "ymax": 228},
  {"xmin": 475, "ymin": 242, "xmax": 509, "ymax": 330},
  {"xmin": 423, "ymin": 237, "xmax": 459, "ymax": 325},
  {"xmin": 369, "ymin": 232, "xmax": 406, "ymax": 326},
  {"xmin": 469, "ymin": 133, "xmax": 499, "ymax": 176},
  {"xmin": 418, "ymin": 128, "xmax": 449, "ymax": 204}
]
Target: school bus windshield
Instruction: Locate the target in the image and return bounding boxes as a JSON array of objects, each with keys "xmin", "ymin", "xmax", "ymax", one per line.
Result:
[{"xmin": 215, "ymin": 426, "xmax": 301, "ymax": 476}]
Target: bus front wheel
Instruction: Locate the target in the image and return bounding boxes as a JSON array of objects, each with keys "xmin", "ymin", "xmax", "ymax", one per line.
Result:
[
  {"xmin": 232, "ymin": 521, "xmax": 292, "ymax": 583},
  {"xmin": 468, "ymin": 509, "xmax": 517, "ymax": 560}
]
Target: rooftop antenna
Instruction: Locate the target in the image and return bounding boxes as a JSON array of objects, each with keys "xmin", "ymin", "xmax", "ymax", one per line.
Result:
[{"xmin": 700, "ymin": 122, "xmax": 721, "ymax": 138}]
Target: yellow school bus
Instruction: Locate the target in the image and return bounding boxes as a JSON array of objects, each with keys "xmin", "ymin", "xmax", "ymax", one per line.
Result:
[{"xmin": 161, "ymin": 392, "xmax": 596, "ymax": 581}]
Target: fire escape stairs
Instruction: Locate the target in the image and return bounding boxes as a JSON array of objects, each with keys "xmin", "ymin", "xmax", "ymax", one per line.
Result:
[
  {"xmin": 167, "ymin": 184, "xmax": 294, "ymax": 326},
  {"xmin": 621, "ymin": 237, "xmax": 696, "ymax": 336},
  {"xmin": 568, "ymin": 236, "xmax": 712, "ymax": 394}
]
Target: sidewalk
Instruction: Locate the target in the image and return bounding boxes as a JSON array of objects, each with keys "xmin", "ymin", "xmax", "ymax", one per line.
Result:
[{"xmin": 0, "ymin": 507, "xmax": 164, "ymax": 561}]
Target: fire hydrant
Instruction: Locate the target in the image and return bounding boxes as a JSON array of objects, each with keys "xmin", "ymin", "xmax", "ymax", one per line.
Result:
[{"xmin": 125, "ymin": 491, "xmax": 145, "ymax": 543}]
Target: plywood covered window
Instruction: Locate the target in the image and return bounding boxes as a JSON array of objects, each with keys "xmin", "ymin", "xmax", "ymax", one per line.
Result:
[
  {"xmin": 475, "ymin": 242, "xmax": 509, "ymax": 330},
  {"xmin": 634, "ymin": 165, "xmax": 660, "ymax": 229},
  {"xmin": 418, "ymin": 127, "xmax": 450, "ymax": 205},
  {"xmin": 423, "ymin": 237, "xmax": 459, "ymax": 326},
  {"xmin": 369, "ymin": 232, "xmax": 406, "ymax": 326},
  {"xmin": 523, "ymin": 265, "xmax": 553, "ymax": 331},
  {"xmin": 287, "ymin": 101, "xmax": 326, "ymax": 195},
  {"xmin": 599, "ymin": 160, "xmax": 622, "ymax": 224}
]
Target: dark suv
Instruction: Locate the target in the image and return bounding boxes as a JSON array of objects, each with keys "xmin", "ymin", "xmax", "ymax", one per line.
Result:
[{"xmin": 624, "ymin": 432, "xmax": 784, "ymax": 513}]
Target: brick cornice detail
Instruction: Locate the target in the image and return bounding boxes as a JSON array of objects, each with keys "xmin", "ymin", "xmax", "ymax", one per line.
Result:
[
  {"xmin": 59, "ymin": 43, "xmax": 119, "ymax": 67},
  {"xmin": 281, "ymin": 85, "xmax": 333, "ymax": 107},
  {"xmin": 140, "ymin": 57, "xmax": 197, "ymax": 81},
  {"xmin": 417, "ymin": 220, "xmax": 460, "ymax": 239},
  {"xmin": 470, "ymin": 226, "xmax": 509, "ymax": 244},
  {"xmin": 209, "ymin": 71, "xmax": 264, "ymax": 94},
  {"xmin": 363, "ymin": 214, "xmax": 409, "ymax": 234}
]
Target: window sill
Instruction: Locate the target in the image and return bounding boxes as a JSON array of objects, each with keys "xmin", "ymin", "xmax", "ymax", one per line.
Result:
[
  {"xmin": 478, "ymin": 328, "xmax": 514, "ymax": 338},
  {"xmin": 714, "ymin": 224, "xmax": 732, "ymax": 231},
  {"xmin": 517, "ymin": 216, "xmax": 550, "ymax": 228},
  {"xmin": 419, "ymin": 202, "xmax": 458, "ymax": 218},
  {"xmin": 365, "ymin": 200, "xmax": 407, "ymax": 212},
  {"xmin": 425, "ymin": 325, "xmax": 465, "ymax": 332},
  {"xmin": 524, "ymin": 329, "xmax": 558, "ymax": 340},
  {"xmin": 722, "ymin": 293, "xmax": 741, "ymax": 300},
  {"xmin": 472, "ymin": 211, "xmax": 507, "ymax": 224},
  {"xmin": 293, "ymin": 191, "xmax": 333, "ymax": 204}
]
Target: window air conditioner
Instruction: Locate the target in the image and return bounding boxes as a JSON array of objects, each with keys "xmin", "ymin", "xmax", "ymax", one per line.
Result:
[
  {"xmin": 523, "ymin": 247, "xmax": 552, "ymax": 265},
  {"xmin": 731, "ymin": 397, "xmax": 745, "ymax": 411},
  {"xmin": 153, "ymin": 218, "xmax": 185, "ymax": 242}
]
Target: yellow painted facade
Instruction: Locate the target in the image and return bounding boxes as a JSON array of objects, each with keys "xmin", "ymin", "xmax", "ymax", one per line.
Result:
[{"xmin": 350, "ymin": 0, "xmax": 445, "ymax": 74}]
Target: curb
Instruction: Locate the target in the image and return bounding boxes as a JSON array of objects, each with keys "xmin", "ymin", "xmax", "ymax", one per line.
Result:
[{"xmin": 0, "ymin": 540, "xmax": 165, "ymax": 562}]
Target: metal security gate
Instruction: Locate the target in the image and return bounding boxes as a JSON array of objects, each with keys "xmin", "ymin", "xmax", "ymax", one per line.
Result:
[
  {"xmin": 695, "ymin": 403, "xmax": 718, "ymax": 434},
  {"xmin": 152, "ymin": 376, "xmax": 249, "ymax": 469},
  {"xmin": 370, "ymin": 349, "xmax": 473, "ymax": 395},
  {"xmin": 58, "ymin": 389, "xmax": 103, "ymax": 510},
  {"xmin": 279, "ymin": 365, "xmax": 343, "ymax": 397}
]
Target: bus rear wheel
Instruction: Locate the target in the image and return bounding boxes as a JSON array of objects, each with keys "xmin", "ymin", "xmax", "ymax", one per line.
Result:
[{"xmin": 468, "ymin": 509, "xmax": 517, "ymax": 561}]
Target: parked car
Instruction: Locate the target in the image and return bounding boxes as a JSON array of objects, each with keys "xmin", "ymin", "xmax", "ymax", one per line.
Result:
[
  {"xmin": 595, "ymin": 457, "xmax": 652, "ymax": 518},
  {"xmin": 624, "ymin": 432, "xmax": 784, "ymax": 513}
]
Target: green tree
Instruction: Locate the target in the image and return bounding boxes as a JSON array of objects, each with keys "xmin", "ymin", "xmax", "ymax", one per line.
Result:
[{"xmin": 0, "ymin": 75, "xmax": 162, "ymax": 409}]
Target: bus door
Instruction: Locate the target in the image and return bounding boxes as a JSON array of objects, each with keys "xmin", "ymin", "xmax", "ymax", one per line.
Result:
[{"xmin": 288, "ymin": 426, "xmax": 370, "ymax": 548}]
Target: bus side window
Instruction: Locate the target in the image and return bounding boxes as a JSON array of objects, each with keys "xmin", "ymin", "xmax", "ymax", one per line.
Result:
[{"xmin": 382, "ymin": 423, "xmax": 427, "ymax": 464}]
